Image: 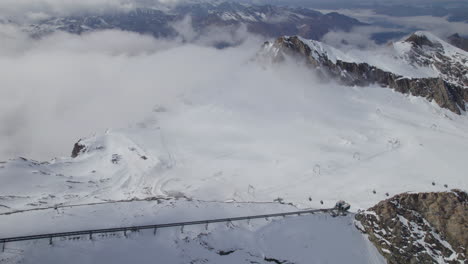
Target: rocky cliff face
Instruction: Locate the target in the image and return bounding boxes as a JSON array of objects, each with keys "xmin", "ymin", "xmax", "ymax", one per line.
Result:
[
  {"xmin": 262, "ymin": 32, "xmax": 468, "ymax": 114},
  {"xmin": 355, "ymin": 190, "xmax": 467, "ymax": 264}
]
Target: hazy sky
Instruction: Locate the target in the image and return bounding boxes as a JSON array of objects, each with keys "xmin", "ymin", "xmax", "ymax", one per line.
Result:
[
  {"xmin": 318, "ymin": 8, "xmax": 468, "ymax": 39},
  {"xmin": 1, "ymin": 0, "xmax": 466, "ymax": 20}
]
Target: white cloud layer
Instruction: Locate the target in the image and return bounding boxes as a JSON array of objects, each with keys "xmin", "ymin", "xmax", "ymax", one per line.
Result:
[
  {"xmin": 319, "ymin": 8, "xmax": 468, "ymax": 38},
  {"xmin": 1, "ymin": 3, "xmax": 466, "ymax": 161},
  {"xmin": 0, "ymin": 23, "xmax": 266, "ymax": 160},
  {"xmin": 321, "ymin": 26, "xmax": 397, "ymax": 49}
]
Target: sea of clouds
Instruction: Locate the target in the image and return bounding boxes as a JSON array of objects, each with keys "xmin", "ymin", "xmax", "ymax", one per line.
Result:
[{"xmin": 0, "ymin": 0, "xmax": 466, "ymax": 160}]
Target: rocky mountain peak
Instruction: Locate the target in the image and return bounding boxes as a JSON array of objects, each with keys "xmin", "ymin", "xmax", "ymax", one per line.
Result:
[
  {"xmin": 262, "ymin": 33, "xmax": 468, "ymax": 114},
  {"xmin": 405, "ymin": 32, "xmax": 440, "ymax": 48}
]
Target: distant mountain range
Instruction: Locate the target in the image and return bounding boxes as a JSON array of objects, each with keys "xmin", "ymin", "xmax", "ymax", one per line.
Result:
[
  {"xmin": 20, "ymin": 2, "xmax": 364, "ymax": 41},
  {"xmin": 7, "ymin": 1, "xmax": 466, "ymax": 49},
  {"xmin": 238, "ymin": 0, "xmax": 468, "ymax": 23}
]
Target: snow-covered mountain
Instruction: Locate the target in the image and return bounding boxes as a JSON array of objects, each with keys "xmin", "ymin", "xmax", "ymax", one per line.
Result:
[
  {"xmin": 1, "ymin": 24, "xmax": 467, "ymax": 263},
  {"xmin": 262, "ymin": 31, "xmax": 468, "ymax": 114},
  {"xmin": 17, "ymin": 2, "xmax": 363, "ymax": 41}
]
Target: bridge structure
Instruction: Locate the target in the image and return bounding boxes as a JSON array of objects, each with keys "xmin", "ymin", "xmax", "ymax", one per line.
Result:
[{"xmin": 0, "ymin": 207, "xmax": 339, "ymax": 251}]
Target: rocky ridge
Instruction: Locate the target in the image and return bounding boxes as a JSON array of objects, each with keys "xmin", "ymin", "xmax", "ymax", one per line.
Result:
[
  {"xmin": 355, "ymin": 190, "xmax": 467, "ymax": 264},
  {"xmin": 262, "ymin": 32, "xmax": 468, "ymax": 114}
]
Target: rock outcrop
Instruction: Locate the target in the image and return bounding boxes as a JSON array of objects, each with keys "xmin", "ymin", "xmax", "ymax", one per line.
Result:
[
  {"xmin": 355, "ymin": 190, "xmax": 467, "ymax": 264},
  {"xmin": 71, "ymin": 140, "xmax": 86, "ymax": 158},
  {"xmin": 262, "ymin": 32, "xmax": 468, "ymax": 114}
]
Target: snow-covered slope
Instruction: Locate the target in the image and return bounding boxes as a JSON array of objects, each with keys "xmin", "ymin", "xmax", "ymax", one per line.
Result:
[
  {"xmin": 394, "ymin": 31, "xmax": 468, "ymax": 87},
  {"xmin": 1, "ymin": 68, "xmax": 467, "ymax": 214},
  {"xmin": 285, "ymin": 31, "xmax": 468, "ymax": 82}
]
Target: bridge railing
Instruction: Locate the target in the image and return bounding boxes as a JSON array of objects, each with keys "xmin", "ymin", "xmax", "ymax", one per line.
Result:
[{"xmin": 0, "ymin": 208, "xmax": 336, "ymax": 249}]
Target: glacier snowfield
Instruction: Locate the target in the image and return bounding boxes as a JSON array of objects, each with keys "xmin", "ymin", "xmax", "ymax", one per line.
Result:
[{"xmin": 1, "ymin": 71, "xmax": 467, "ymax": 213}]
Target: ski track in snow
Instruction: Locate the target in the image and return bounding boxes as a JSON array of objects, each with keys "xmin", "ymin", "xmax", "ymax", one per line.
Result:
[{"xmin": 1, "ymin": 78, "xmax": 467, "ymax": 214}]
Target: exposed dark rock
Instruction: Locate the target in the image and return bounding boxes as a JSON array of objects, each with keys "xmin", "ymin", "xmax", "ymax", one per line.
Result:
[
  {"xmin": 264, "ymin": 257, "xmax": 292, "ymax": 264},
  {"xmin": 273, "ymin": 197, "xmax": 285, "ymax": 204},
  {"xmin": 217, "ymin": 249, "xmax": 236, "ymax": 256},
  {"xmin": 111, "ymin": 154, "xmax": 122, "ymax": 164},
  {"xmin": 71, "ymin": 140, "xmax": 86, "ymax": 158},
  {"xmin": 355, "ymin": 190, "xmax": 467, "ymax": 264},
  {"xmin": 266, "ymin": 35, "xmax": 467, "ymax": 114},
  {"xmin": 406, "ymin": 33, "xmax": 438, "ymax": 48}
]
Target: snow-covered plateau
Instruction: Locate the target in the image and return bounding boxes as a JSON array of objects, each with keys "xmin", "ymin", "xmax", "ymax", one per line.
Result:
[
  {"xmin": 1, "ymin": 79, "xmax": 467, "ymax": 212},
  {"xmin": 0, "ymin": 29, "xmax": 467, "ymax": 264}
]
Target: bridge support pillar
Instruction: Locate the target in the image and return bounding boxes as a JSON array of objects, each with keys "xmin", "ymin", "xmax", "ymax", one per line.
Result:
[
  {"xmin": 49, "ymin": 237, "xmax": 53, "ymax": 245},
  {"xmin": 181, "ymin": 226, "xmax": 184, "ymax": 234},
  {"xmin": 124, "ymin": 230, "xmax": 127, "ymax": 238},
  {"xmin": 153, "ymin": 228, "xmax": 157, "ymax": 236},
  {"xmin": 2, "ymin": 242, "xmax": 5, "ymax": 252},
  {"xmin": 89, "ymin": 232, "xmax": 93, "ymax": 240},
  {"xmin": 205, "ymin": 223, "xmax": 209, "ymax": 231}
]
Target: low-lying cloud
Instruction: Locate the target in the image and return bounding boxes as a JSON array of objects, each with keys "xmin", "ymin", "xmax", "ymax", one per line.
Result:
[
  {"xmin": 2, "ymin": 3, "xmax": 465, "ymax": 161},
  {"xmin": 0, "ymin": 22, "xmax": 270, "ymax": 161},
  {"xmin": 321, "ymin": 26, "xmax": 398, "ymax": 49},
  {"xmin": 319, "ymin": 8, "xmax": 468, "ymax": 38}
]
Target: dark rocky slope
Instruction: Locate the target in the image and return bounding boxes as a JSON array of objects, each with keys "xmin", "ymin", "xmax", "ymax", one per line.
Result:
[{"xmin": 355, "ymin": 190, "xmax": 467, "ymax": 264}]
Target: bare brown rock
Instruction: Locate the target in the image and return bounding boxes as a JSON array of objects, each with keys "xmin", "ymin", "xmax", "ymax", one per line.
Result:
[{"xmin": 355, "ymin": 190, "xmax": 467, "ymax": 264}]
